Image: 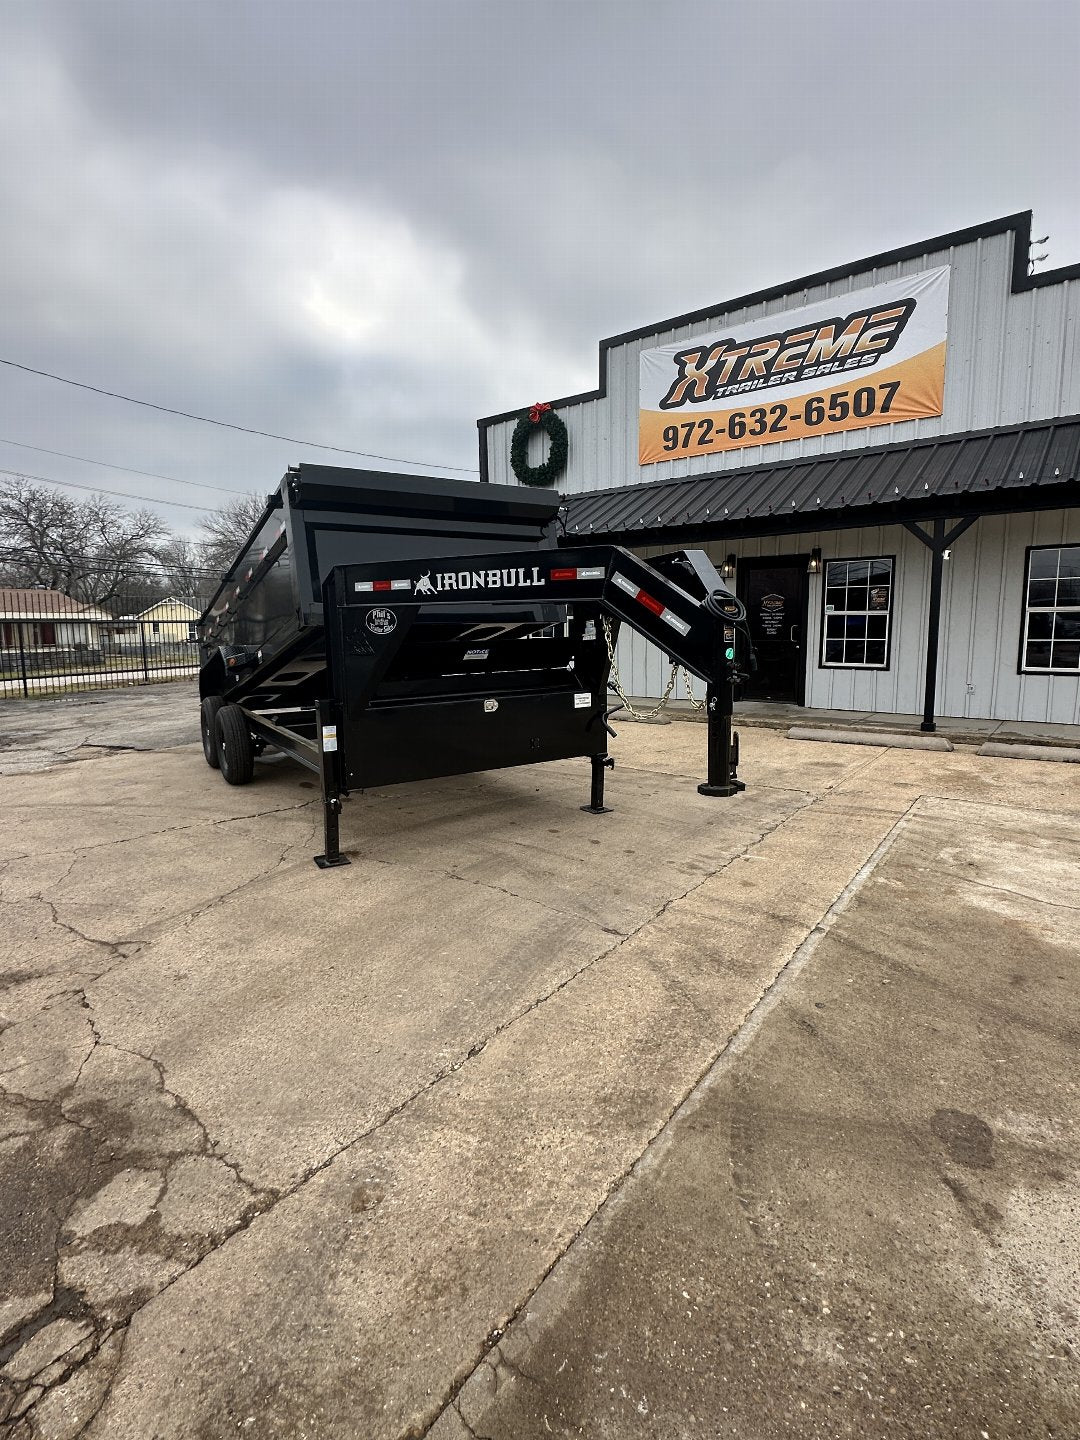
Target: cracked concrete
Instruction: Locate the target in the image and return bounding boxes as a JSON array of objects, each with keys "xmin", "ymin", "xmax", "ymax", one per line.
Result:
[
  {"xmin": 1, "ymin": 685, "xmax": 1078, "ymax": 1438},
  {"xmin": 0, "ymin": 685, "xmax": 200, "ymax": 776},
  {"xmin": 424, "ymin": 779, "xmax": 1080, "ymax": 1440}
]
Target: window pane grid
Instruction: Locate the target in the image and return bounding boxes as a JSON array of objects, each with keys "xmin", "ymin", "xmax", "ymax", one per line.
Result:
[
  {"xmin": 821, "ymin": 557, "xmax": 893, "ymax": 669},
  {"xmin": 1022, "ymin": 546, "xmax": 1080, "ymax": 674}
]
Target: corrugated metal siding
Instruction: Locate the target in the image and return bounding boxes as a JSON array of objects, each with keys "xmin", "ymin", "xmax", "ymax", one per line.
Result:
[
  {"xmin": 485, "ymin": 230, "xmax": 1080, "ymax": 495},
  {"xmin": 614, "ymin": 509, "xmax": 1080, "ymax": 723}
]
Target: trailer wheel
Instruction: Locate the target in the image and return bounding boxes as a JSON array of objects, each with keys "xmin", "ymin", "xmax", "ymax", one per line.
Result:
[
  {"xmin": 200, "ymin": 696, "xmax": 225, "ymax": 768},
  {"xmin": 215, "ymin": 705, "xmax": 255, "ymax": 785}
]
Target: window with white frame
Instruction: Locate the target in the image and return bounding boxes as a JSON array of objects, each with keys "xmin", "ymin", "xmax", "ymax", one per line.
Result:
[
  {"xmin": 821, "ymin": 557, "xmax": 894, "ymax": 668},
  {"xmin": 1021, "ymin": 545, "xmax": 1080, "ymax": 674}
]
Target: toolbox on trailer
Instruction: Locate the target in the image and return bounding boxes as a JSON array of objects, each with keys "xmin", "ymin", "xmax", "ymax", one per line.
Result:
[{"xmin": 198, "ymin": 465, "xmax": 748, "ymax": 867}]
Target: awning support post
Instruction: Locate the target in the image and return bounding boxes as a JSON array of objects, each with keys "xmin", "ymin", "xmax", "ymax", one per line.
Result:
[{"xmin": 903, "ymin": 515, "xmax": 978, "ymax": 734}]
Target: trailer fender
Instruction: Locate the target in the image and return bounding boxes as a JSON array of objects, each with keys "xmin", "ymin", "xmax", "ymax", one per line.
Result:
[
  {"xmin": 199, "ymin": 650, "xmax": 227, "ymax": 700},
  {"xmin": 200, "ymin": 645, "xmax": 257, "ymax": 699}
]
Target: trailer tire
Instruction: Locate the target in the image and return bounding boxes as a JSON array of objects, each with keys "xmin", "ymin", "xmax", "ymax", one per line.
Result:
[
  {"xmin": 200, "ymin": 696, "xmax": 225, "ymax": 768},
  {"xmin": 215, "ymin": 705, "xmax": 255, "ymax": 785}
]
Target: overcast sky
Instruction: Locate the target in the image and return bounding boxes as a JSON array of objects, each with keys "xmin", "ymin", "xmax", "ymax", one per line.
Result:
[{"xmin": 0, "ymin": 0, "xmax": 1076, "ymax": 539}]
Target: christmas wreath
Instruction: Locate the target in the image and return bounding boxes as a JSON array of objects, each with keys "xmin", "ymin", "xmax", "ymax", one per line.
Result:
[{"xmin": 510, "ymin": 402, "xmax": 568, "ymax": 487}]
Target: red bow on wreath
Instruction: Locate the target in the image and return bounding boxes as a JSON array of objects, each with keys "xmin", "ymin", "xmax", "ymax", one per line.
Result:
[{"xmin": 528, "ymin": 401, "xmax": 552, "ymax": 424}]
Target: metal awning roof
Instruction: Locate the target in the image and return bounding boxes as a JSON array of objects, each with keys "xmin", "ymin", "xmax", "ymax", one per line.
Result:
[{"xmin": 562, "ymin": 415, "xmax": 1080, "ymax": 544}]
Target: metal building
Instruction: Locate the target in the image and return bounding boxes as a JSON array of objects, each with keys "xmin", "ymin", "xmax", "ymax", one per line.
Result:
[{"xmin": 477, "ymin": 213, "xmax": 1080, "ymax": 728}]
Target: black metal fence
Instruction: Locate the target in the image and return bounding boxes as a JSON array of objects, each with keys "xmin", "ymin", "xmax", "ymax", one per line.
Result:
[{"xmin": 0, "ymin": 577, "xmax": 218, "ymax": 699}]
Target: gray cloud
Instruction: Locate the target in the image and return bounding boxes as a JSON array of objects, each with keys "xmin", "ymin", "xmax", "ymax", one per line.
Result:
[{"xmin": 0, "ymin": 0, "xmax": 1076, "ymax": 536}]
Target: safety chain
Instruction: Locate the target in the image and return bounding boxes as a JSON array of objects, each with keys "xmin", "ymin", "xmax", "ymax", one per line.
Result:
[
  {"xmin": 682, "ymin": 670, "xmax": 707, "ymax": 710},
  {"xmin": 602, "ymin": 617, "xmax": 706, "ymax": 718}
]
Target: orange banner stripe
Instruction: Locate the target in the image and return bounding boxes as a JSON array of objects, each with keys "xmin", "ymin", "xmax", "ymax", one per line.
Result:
[{"xmin": 638, "ymin": 342, "xmax": 946, "ymax": 466}]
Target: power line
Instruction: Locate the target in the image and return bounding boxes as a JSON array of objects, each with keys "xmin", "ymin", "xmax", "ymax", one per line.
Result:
[
  {"xmin": 0, "ymin": 466, "xmax": 220, "ymax": 514},
  {"xmin": 0, "ymin": 357, "xmax": 481, "ymax": 474},
  {"xmin": 0, "ymin": 435, "xmax": 254, "ymax": 496}
]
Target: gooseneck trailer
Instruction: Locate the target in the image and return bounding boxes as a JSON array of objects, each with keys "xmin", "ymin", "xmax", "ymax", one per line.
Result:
[{"xmin": 198, "ymin": 466, "xmax": 748, "ymax": 867}]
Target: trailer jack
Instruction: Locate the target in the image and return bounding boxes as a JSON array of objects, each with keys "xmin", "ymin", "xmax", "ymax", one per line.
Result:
[
  {"xmin": 581, "ymin": 753, "xmax": 615, "ymax": 814},
  {"xmin": 314, "ymin": 794, "xmax": 351, "ymax": 869},
  {"xmin": 697, "ymin": 693, "xmax": 745, "ymax": 797}
]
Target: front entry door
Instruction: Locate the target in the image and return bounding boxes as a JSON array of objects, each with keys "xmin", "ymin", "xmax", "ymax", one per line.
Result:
[{"xmin": 738, "ymin": 557, "xmax": 809, "ymax": 703}]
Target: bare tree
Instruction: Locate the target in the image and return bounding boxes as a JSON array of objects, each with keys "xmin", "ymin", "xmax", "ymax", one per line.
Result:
[
  {"xmin": 0, "ymin": 477, "xmax": 168, "ymax": 604},
  {"xmin": 0, "ymin": 480, "xmax": 79, "ymax": 589},
  {"xmin": 155, "ymin": 535, "xmax": 216, "ymax": 603},
  {"xmin": 196, "ymin": 492, "xmax": 268, "ymax": 573}
]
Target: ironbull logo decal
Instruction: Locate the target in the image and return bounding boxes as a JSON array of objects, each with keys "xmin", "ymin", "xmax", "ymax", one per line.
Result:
[
  {"xmin": 659, "ymin": 299, "xmax": 917, "ymax": 408},
  {"xmin": 414, "ymin": 567, "xmax": 544, "ymax": 595}
]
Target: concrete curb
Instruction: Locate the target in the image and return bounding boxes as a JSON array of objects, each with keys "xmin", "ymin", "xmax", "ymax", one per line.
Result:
[
  {"xmin": 978, "ymin": 741, "xmax": 1080, "ymax": 763},
  {"xmin": 787, "ymin": 726, "xmax": 954, "ymax": 751},
  {"xmin": 656, "ymin": 705, "xmax": 1078, "ymax": 750}
]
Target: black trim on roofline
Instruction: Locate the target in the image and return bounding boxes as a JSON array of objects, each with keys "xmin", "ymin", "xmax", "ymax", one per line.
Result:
[{"xmin": 477, "ymin": 211, "xmax": 1080, "ymax": 447}]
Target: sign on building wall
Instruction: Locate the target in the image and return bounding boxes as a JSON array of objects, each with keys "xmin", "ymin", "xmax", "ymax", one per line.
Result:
[{"xmin": 638, "ymin": 266, "xmax": 949, "ymax": 465}]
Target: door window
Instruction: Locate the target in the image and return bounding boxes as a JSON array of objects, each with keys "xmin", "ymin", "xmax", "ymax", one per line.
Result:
[{"xmin": 821, "ymin": 557, "xmax": 894, "ymax": 668}]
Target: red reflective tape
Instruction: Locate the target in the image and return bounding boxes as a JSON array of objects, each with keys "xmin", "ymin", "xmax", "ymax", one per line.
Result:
[
  {"xmin": 550, "ymin": 568, "xmax": 577, "ymax": 580},
  {"xmin": 372, "ymin": 580, "xmax": 392, "ymax": 592},
  {"xmin": 637, "ymin": 590, "xmax": 664, "ymax": 616}
]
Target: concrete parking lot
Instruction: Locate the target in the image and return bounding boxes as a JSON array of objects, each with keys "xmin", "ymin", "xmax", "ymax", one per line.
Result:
[{"xmin": 1, "ymin": 685, "xmax": 1078, "ymax": 1438}]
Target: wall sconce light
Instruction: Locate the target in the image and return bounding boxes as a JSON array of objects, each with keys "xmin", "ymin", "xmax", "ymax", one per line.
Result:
[
  {"xmin": 721, "ymin": 553, "xmax": 737, "ymax": 580},
  {"xmin": 807, "ymin": 547, "xmax": 822, "ymax": 575}
]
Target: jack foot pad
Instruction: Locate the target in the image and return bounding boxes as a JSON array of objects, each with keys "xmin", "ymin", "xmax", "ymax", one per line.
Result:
[
  {"xmin": 580, "ymin": 804, "xmax": 612, "ymax": 814},
  {"xmin": 314, "ymin": 853, "xmax": 352, "ymax": 868},
  {"xmin": 697, "ymin": 781, "xmax": 746, "ymax": 797}
]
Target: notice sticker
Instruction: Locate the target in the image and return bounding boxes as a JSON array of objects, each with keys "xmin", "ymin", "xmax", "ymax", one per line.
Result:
[
  {"xmin": 574, "ymin": 692, "xmax": 591, "ymax": 708},
  {"xmin": 321, "ymin": 725, "xmax": 338, "ymax": 752}
]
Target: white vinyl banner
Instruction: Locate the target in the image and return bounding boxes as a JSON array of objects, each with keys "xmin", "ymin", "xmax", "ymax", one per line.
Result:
[{"xmin": 639, "ymin": 266, "xmax": 949, "ymax": 465}]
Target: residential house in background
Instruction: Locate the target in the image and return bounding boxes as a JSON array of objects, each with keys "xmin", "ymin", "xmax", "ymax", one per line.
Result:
[
  {"xmin": 115, "ymin": 598, "xmax": 201, "ymax": 645},
  {"xmin": 0, "ymin": 588, "xmax": 109, "ymax": 651}
]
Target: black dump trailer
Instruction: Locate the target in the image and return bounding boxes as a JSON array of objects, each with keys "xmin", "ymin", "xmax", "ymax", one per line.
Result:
[{"xmin": 198, "ymin": 465, "xmax": 749, "ymax": 867}]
